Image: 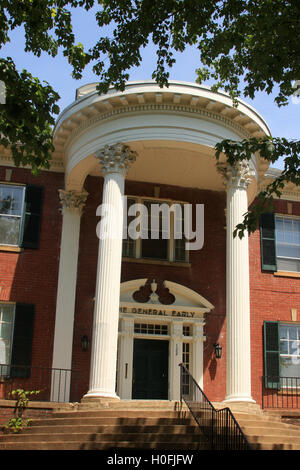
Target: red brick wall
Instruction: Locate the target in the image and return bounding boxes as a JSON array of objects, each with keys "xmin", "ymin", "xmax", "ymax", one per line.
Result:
[
  {"xmin": 249, "ymin": 199, "xmax": 300, "ymax": 406},
  {"xmin": 0, "ymin": 166, "xmax": 64, "ymax": 373},
  {"xmin": 0, "ymin": 402, "xmax": 53, "ymax": 429},
  {"xmin": 72, "ymin": 176, "xmax": 227, "ymax": 402},
  {"xmin": 4, "ymin": 167, "xmax": 299, "ymax": 407}
]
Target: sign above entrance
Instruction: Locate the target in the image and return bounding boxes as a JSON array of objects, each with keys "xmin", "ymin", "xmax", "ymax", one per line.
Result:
[
  {"xmin": 119, "ymin": 278, "xmax": 214, "ymax": 319},
  {"xmin": 120, "ymin": 306, "xmax": 196, "ymax": 318}
]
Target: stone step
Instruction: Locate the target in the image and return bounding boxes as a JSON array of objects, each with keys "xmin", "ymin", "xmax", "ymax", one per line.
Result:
[
  {"xmin": 29, "ymin": 416, "xmax": 195, "ymax": 427},
  {"xmin": 80, "ymin": 400, "xmax": 182, "ymax": 408},
  {"xmin": 232, "ymin": 412, "xmax": 283, "ymax": 422},
  {"xmin": 247, "ymin": 436, "xmax": 300, "ymax": 450},
  {"xmin": 240, "ymin": 422, "xmax": 300, "ymax": 436},
  {"xmin": 250, "ymin": 442, "xmax": 300, "ymax": 451},
  {"xmin": 0, "ymin": 440, "xmax": 206, "ymax": 451},
  {"xmin": 247, "ymin": 434, "xmax": 300, "ymax": 445},
  {"xmin": 2, "ymin": 424, "xmax": 200, "ymax": 435},
  {"xmin": 50, "ymin": 409, "xmax": 187, "ymax": 419},
  {"xmin": 0, "ymin": 431, "xmax": 202, "ymax": 443}
]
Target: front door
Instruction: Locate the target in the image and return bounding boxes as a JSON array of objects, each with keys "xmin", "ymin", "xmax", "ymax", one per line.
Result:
[{"xmin": 132, "ymin": 338, "xmax": 169, "ymax": 399}]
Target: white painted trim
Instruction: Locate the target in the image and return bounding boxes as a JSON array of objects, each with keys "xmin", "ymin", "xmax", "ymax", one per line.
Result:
[{"xmin": 164, "ymin": 280, "xmax": 215, "ymax": 311}]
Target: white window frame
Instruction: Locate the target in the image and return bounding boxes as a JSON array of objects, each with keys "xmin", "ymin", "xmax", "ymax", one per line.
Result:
[
  {"xmin": 279, "ymin": 323, "xmax": 300, "ymax": 382},
  {"xmin": 123, "ymin": 196, "xmax": 189, "ymax": 263},
  {"xmin": 0, "ymin": 302, "xmax": 16, "ymax": 375},
  {"xmin": 0, "ymin": 183, "xmax": 26, "ymax": 247}
]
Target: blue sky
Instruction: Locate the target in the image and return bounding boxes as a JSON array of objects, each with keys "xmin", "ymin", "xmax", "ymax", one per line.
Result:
[{"xmin": 1, "ymin": 7, "xmax": 299, "ymax": 170}]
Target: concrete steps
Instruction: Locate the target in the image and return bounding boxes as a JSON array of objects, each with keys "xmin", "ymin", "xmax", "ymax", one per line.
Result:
[
  {"xmin": 1, "ymin": 400, "xmax": 300, "ymax": 450},
  {"xmin": 231, "ymin": 411, "xmax": 300, "ymax": 450},
  {"xmin": 0, "ymin": 402, "xmax": 208, "ymax": 451}
]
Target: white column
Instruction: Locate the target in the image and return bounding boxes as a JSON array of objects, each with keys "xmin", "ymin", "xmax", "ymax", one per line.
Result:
[
  {"xmin": 51, "ymin": 189, "xmax": 88, "ymax": 402},
  {"xmin": 218, "ymin": 161, "xmax": 255, "ymax": 403},
  {"xmin": 84, "ymin": 143, "xmax": 136, "ymax": 400}
]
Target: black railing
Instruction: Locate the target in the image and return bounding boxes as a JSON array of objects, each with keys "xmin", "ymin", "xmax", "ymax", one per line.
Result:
[
  {"xmin": 0, "ymin": 364, "xmax": 80, "ymax": 403},
  {"xmin": 262, "ymin": 376, "xmax": 300, "ymax": 409},
  {"xmin": 179, "ymin": 363, "xmax": 251, "ymax": 450}
]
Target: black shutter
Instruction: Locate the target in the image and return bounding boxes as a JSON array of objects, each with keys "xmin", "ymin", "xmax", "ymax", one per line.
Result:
[
  {"xmin": 260, "ymin": 213, "xmax": 277, "ymax": 271},
  {"xmin": 10, "ymin": 303, "xmax": 35, "ymax": 378},
  {"xmin": 22, "ymin": 185, "xmax": 44, "ymax": 249},
  {"xmin": 263, "ymin": 321, "xmax": 281, "ymax": 389}
]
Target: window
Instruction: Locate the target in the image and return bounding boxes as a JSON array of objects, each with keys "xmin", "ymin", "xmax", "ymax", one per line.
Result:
[
  {"xmin": 260, "ymin": 213, "xmax": 300, "ymax": 272},
  {"xmin": 134, "ymin": 323, "xmax": 169, "ymax": 336},
  {"xmin": 275, "ymin": 216, "xmax": 300, "ymax": 272},
  {"xmin": 0, "ymin": 304, "xmax": 15, "ymax": 376},
  {"xmin": 183, "ymin": 325, "xmax": 191, "ymax": 337},
  {"xmin": 280, "ymin": 324, "xmax": 300, "ymax": 378},
  {"xmin": 0, "ymin": 303, "xmax": 35, "ymax": 378},
  {"xmin": 182, "ymin": 342, "xmax": 191, "ymax": 396},
  {"xmin": 0, "ymin": 183, "xmax": 44, "ymax": 249},
  {"xmin": 264, "ymin": 321, "xmax": 300, "ymax": 388},
  {"xmin": 0, "ymin": 185, "xmax": 25, "ymax": 245},
  {"xmin": 123, "ymin": 197, "xmax": 188, "ymax": 262}
]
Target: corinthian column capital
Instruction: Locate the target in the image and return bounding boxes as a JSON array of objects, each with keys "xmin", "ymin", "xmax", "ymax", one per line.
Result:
[
  {"xmin": 95, "ymin": 143, "xmax": 137, "ymax": 176},
  {"xmin": 58, "ymin": 189, "xmax": 88, "ymax": 214},
  {"xmin": 217, "ymin": 160, "xmax": 255, "ymax": 190}
]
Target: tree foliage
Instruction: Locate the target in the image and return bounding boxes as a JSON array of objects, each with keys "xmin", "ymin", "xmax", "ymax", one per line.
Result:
[
  {"xmin": 0, "ymin": 0, "xmax": 93, "ymax": 173},
  {"xmin": 0, "ymin": 0, "xmax": 299, "ymax": 231}
]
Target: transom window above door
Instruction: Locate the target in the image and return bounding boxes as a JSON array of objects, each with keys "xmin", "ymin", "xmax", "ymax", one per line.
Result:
[{"xmin": 122, "ymin": 197, "xmax": 188, "ymax": 263}]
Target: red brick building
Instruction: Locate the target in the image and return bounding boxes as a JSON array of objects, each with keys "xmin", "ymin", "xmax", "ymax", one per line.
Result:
[{"xmin": 0, "ymin": 81, "xmax": 299, "ymax": 410}]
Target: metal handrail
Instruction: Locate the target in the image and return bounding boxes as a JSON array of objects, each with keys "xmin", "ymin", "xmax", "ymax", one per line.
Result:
[
  {"xmin": 179, "ymin": 363, "xmax": 251, "ymax": 450},
  {"xmin": 262, "ymin": 376, "xmax": 300, "ymax": 409},
  {"xmin": 0, "ymin": 364, "xmax": 80, "ymax": 403}
]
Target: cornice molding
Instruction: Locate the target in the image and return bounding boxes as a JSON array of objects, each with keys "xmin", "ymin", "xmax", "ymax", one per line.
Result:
[
  {"xmin": 0, "ymin": 151, "xmax": 64, "ymax": 173},
  {"xmin": 55, "ymin": 102, "xmax": 253, "ymax": 153}
]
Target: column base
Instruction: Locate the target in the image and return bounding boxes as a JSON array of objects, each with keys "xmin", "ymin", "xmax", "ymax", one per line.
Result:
[
  {"xmin": 220, "ymin": 398, "xmax": 261, "ymax": 414},
  {"xmin": 82, "ymin": 390, "xmax": 120, "ymax": 402},
  {"xmin": 224, "ymin": 395, "xmax": 256, "ymax": 404}
]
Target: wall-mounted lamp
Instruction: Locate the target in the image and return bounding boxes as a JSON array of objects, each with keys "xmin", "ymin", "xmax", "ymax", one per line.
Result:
[
  {"xmin": 213, "ymin": 343, "xmax": 222, "ymax": 359},
  {"xmin": 81, "ymin": 335, "xmax": 90, "ymax": 352}
]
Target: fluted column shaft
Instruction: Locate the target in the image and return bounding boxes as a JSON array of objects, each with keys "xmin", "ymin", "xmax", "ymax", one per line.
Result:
[
  {"xmin": 219, "ymin": 161, "xmax": 255, "ymax": 403},
  {"xmin": 85, "ymin": 144, "xmax": 136, "ymax": 399},
  {"xmin": 51, "ymin": 190, "xmax": 88, "ymax": 401}
]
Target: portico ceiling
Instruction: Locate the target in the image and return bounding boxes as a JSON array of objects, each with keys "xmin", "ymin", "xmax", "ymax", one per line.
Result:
[{"xmin": 88, "ymin": 141, "xmax": 223, "ymax": 191}]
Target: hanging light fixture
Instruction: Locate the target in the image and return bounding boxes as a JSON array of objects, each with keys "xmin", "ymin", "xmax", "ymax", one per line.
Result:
[
  {"xmin": 81, "ymin": 335, "xmax": 90, "ymax": 352},
  {"xmin": 213, "ymin": 343, "xmax": 222, "ymax": 359}
]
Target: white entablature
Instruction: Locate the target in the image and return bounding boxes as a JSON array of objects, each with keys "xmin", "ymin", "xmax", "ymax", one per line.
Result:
[{"xmin": 119, "ymin": 278, "xmax": 214, "ymax": 319}]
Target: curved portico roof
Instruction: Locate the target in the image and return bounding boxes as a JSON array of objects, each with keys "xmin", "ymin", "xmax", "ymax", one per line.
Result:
[
  {"xmin": 50, "ymin": 80, "xmax": 271, "ymax": 199},
  {"xmin": 54, "ymin": 80, "xmax": 271, "ymax": 141}
]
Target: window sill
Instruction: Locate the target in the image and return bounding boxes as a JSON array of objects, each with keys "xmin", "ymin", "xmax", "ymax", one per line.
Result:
[
  {"xmin": 0, "ymin": 245, "xmax": 23, "ymax": 253},
  {"xmin": 274, "ymin": 271, "xmax": 300, "ymax": 278},
  {"xmin": 122, "ymin": 256, "xmax": 191, "ymax": 268}
]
